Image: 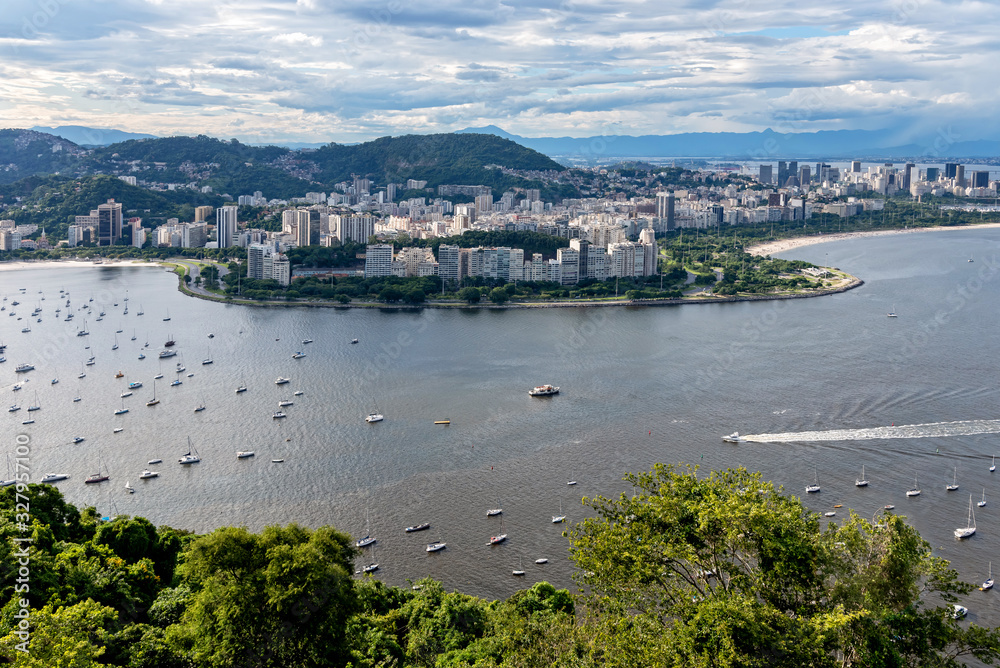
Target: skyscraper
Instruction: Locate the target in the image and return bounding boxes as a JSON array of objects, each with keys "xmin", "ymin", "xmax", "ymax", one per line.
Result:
[
  {"xmin": 955, "ymin": 165, "xmax": 965, "ymax": 187},
  {"xmin": 97, "ymin": 199, "xmax": 123, "ymax": 246},
  {"xmin": 972, "ymin": 171, "xmax": 990, "ymax": 188},
  {"xmin": 944, "ymin": 163, "xmax": 959, "ymax": 179},
  {"xmin": 798, "ymin": 165, "xmax": 811, "ymax": 187},
  {"xmin": 777, "ymin": 162, "xmax": 788, "ymax": 189},
  {"xmin": 758, "ymin": 165, "xmax": 773, "ymax": 185},
  {"xmin": 216, "ymin": 206, "xmax": 237, "ymax": 248}
]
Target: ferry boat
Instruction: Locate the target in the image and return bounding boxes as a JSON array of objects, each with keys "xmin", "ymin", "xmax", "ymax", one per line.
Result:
[{"xmin": 528, "ymin": 384, "xmax": 559, "ymax": 396}]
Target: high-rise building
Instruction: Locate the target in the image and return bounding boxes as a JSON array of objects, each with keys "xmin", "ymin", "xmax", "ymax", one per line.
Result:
[
  {"xmin": 972, "ymin": 171, "xmax": 990, "ymax": 188},
  {"xmin": 654, "ymin": 192, "xmax": 675, "ymax": 230},
  {"xmin": 955, "ymin": 165, "xmax": 966, "ymax": 187},
  {"xmin": 639, "ymin": 228, "xmax": 657, "ymax": 276},
  {"xmin": 364, "ymin": 244, "xmax": 394, "ymax": 277},
  {"xmin": 194, "ymin": 205, "xmax": 214, "ymax": 222},
  {"xmin": 759, "ymin": 165, "xmax": 773, "ymax": 185},
  {"xmin": 902, "ymin": 163, "xmax": 916, "ymax": 191},
  {"xmin": 216, "ymin": 205, "xmax": 237, "ymax": 248},
  {"xmin": 293, "ymin": 209, "xmax": 317, "ymax": 247},
  {"xmin": 474, "ymin": 194, "xmax": 494, "ymax": 214},
  {"xmin": 332, "ymin": 215, "xmax": 376, "ymax": 245},
  {"xmin": 556, "ymin": 248, "xmax": 579, "ymax": 285},
  {"xmin": 97, "ymin": 199, "xmax": 123, "ymax": 246},
  {"xmin": 798, "ymin": 165, "xmax": 811, "ymax": 187},
  {"xmin": 944, "ymin": 163, "xmax": 959, "ymax": 179},
  {"xmin": 851, "ymin": 161, "xmax": 862, "ymax": 173},
  {"xmin": 437, "ymin": 244, "xmax": 460, "ymax": 286},
  {"xmin": 925, "ymin": 167, "xmax": 940, "ymax": 182},
  {"xmin": 787, "ymin": 161, "xmax": 798, "ymax": 187},
  {"xmin": 777, "ymin": 162, "xmax": 787, "ymax": 189}
]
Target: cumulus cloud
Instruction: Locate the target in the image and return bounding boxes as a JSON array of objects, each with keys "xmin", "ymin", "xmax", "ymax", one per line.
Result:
[{"xmin": 0, "ymin": 0, "xmax": 997, "ymax": 142}]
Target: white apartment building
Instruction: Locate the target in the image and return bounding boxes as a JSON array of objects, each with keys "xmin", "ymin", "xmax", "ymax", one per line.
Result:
[{"xmin": 364, "ymin": 244, "xmax": 394, "ymax": 277}]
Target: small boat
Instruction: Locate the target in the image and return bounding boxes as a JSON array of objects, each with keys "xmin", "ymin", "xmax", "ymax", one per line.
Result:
[
  {"xmin": 405, "ymin": 523, "xmax": 430, "ymax": 533},
  {"xmin": 278, "ymin": 400, "xmax": 294, "ymax": 407},
  {"xmin": 275, "ymin": 377, "xmax": 290, "ymax": 385},
  {"xmin": 236, "ymin": 385, "xmax": 247, "ymax": 393},
  {"xmin": 991, "ymin": 455, "xmax": 996, "ymax": 473},
  {"xmin": 356, "ymin": 535, "xmax": 376, "ymax": 548},
  {"xmin": 139, "ymin": 469, "xmax": 159, "ymax": 479},
  {"xmin": 21, "ymin": 419, "xmax": 34, "ymax": 425},
  {"xmin": 426, "ymin": 541, "xmax": 446, "ymax": 552},
  {"xmin": 552, "ymin": 500, "xmax": 566, "ymax": 523},
  {"xmin": 489, "ymin": 517, "xmax": 508, "ymax": 545},
  {"xmin": 513, "ymin": 558, "xmax": 525, "ymax": 576},
  {"xmin": 434, "ymin": 419, "xmax": 450, "ymax": 425},
  {"xmin": 72, "ymin": 436, "xmax": 85, "ymax": 444},
  {"xmin": 125, "ymin": 481, "xmax": 134, "ymax": 494},
  {"xmin": 528, "ymin": 384, "xmax": 559, "ymax": 396},
  {"xmin": 50, "ymin": 379, "xmax": 58, "ymax": 384},
  {"xmin": 302, "ymin": 339, "xmax": 313, "ymax": 344},
  {"xmin": 154, "ymin": 374, "xmax": 163, "ymax": 379},
  {"xmin": 237, "ymin": 451, "xmax": 255, "ymax": 459},
  {"xmin": 535, "ymin": 558, "xmax": 548, "ymax": 564},
  {"xmin": 271, "ymin": 459, "xmax": 284, "ymax": 463},
  {"xmin": 907, "ymin": 475, "xmax": 921, "ymax": 497},
  {"xmin": 114, "ymin": 402, "xmax": 129, "ymax": 415},
  {"xmin": 8, "ymin": 405, "xmax": 20, "ymax": 412},
  {"xmin": 115, "ymin": 371, "xmax": 124, "ymax": 378},
  {"xmin": 365, "ymin": 412, "xmax": 383, "ymax": 423},
  {"xmin": 567, "ymin": 480, "xmax": 578, "ymax": 486},
  {"xmin": 979, "ymin": 488, "xmax": 987, "ymax": 508},
  {"xmin": 954, "ymin": 494, "xmax": 976, "ymax": 539},
  {"xmin": 85, "ymin": 457, "xmax": 110, "ymax": 484},
  {"xmin": 128, "ymin": 381, "xmax": 142, "ymax": 389},
  {"xmin": 887, "ymin": 305, "xmax": 897, "ymax": 318},
  {"xmin": 947, "ymin": 466, "xmax": 959, "ymax": 491},
  {"xmin": 824, "ymin": 511, "xmax": 836, "ymax": 517},
  {"xmin": 805, "ymin": 469, "xmax": 821, "ymax": 494},
  {"xmin": 982, "ymin": 562, "xmax": 994, "ymax": 591},
  {"xmin": 179, "ymin": 439, "xmax": 201, "ymax": 465},
  {"xmin": 362, "ymin": 562, "xmax": 379, "ymax": 573},
  {"xmin": 952, "ymin": 604, "xmax": 968, "ymax": 619},
  {"xmin": 351, "ymin": 338, "xmax": 358, "ymax": 344},
  {"xmin": 170, "ymin": 379, "xmax": 182, "ymax": 386},
  {"xmin": 884, "ymin": 504, "xmax": 895, "ymax": 510},
  {"xmin": 146, "ymin": 380, "xmax": 159, "ymax": 406},
  {"xmin": 194, "ymin": 404, "xmax": 206, "ymax": 412},
  {"xmin": 121, "ymin": 391, "xmax": 132, "ymax": 398},
  {"xmin": 138, "ymin": 353, "xmax": 145, "ymax": 360},
  {"xmin": 722, "ymin": 431, "xmax": 741, "ymax": 443},
  {"xmin": 208, "ymin": 333, "xmax": 214, "ymax": 338},
  {"xmin": 273, "ymin": 412, "xmax": 287, "ymax": 419},
  {"xmin": 487, "ymin": 497, "xmax": 502, "ymax": 517},
  {"xmin": 40, "ymin": 473, "xmax": 69, "ymax": 483},
  {"xmin": 293, "ymin": 390, "xmax": 303, "ymax": 396},
  {"xmin": 147, "ymin": 459, "xmax": 162, "ymax": 465},
  {"xmin": 73, "ymin": 397, "xmax": 81, "ymax": 403},
  {"xmin": 292, "ymin": 352, "xmax": 306, "ymax": 359},
  {"xmin": 856, "ymin": 465, "xmax": 869, "ymax": 488},
  {"xmin": 113, "ymin": 427, "xmax": 123, "ymax": 433}
]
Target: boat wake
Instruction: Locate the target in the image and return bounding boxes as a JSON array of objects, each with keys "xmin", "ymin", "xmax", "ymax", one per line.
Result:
[{"xmin": 742, "ymin": 419, "xmax": 1000, "ymax": 443}]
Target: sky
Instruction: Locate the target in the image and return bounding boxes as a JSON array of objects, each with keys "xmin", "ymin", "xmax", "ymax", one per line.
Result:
[{"xmin": 1, "ymin": 0, "xmax": 998, "ymax": 145}]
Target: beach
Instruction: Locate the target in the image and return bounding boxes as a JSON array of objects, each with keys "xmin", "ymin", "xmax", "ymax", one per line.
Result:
[{"xmin": 746, "ymin": 222, "xmax": 1000, "ymax": 257}]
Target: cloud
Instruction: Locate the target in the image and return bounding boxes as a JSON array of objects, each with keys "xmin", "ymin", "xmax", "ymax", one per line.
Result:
[{"xmin": 0, "ymin": 0, "xmax": 998, "ymax": 142}]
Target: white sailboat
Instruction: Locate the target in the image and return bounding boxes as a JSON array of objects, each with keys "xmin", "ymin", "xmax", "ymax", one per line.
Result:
[
  {"xmin": 356, "ymin": 510, "xmax": 376, "ymax": 548},
  {"xmin": 991, "ymin": 455, "xmax": 996, "ymax": 473},
  {"xmin": 907, "ymin": 475, "xmax": 921, "ymax": 497},
  {"xmin": 978, "ymin": 488, "xmax": 987, "ymax": 508},
  {"xmin": 805, "ymin": 469, "xmax": 820, "ymax": 493},
  {"xmin": 855, "ymin": 465, "xmax": 869, "ymax": 487},
  {"xmin": 146, "ymin": 379, "xmax": 159, "ymax": 406},
  {"xmin": 178, "ymin": 437, "xmax": 201, "ymax": 464},
  {"xmin": 124, "ymin": 481, "xmax": 134, "ymax": 494},
  {"xmin": 490, "ymin": 517, "xmax": 508, "ymax": 545},
  {"xmin": 954, "ymin": 494, "xmax": 976, "ymax": 539},
  {"xmin": 552, "ymin": 500, "xmax": 566, "ymax": 523},
  {"xmin": 487, "ymin": 497, "xmax": 502, "ymax": 517},
  {"xmin": 946, "ymin": 466, "xmax": 959, "ymax": 491},
  {"xmin": 512, "ymin": 557, "xmax": 525, "ymax": 576},
  {"xmin": 426, "ymin": 539, "xmax": 446, "ymax": 552},
  {"xmin": 982, "ymin": 562, "xmax": 994, "ymax": 591},
  {"xmin": 887, "ymin": 305, "xmax": 897, "ymax": 318}
]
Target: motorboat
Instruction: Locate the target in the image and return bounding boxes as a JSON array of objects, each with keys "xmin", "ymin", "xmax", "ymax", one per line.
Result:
[
  {"xmin": 535, "ymin": 558, "xmax": 549, "ymax": 564},
  {"xmin": 356, "ymin": 535, "xmax": 376, "ymax": 548},
  {"xmin": 405, "ymin": 523, "xmax": 430, "ymax": 533},
  {"xmin": 292, "ymin": 352, "xmax": 306, "ymax": 359},
  {"xmin": 236, "ymin": 385, "xmax": 247, "ymax": 393},
  {"xmin": 147, "ymin": 459, "xmax": 162, "ymax": 465},
  {"xmin": 40, "ymin": 473, "xmax": 69, "ymax": 483},
  {"xmin": 426, "ymin": 541, "xmax": 446, "ymax": 552},
  {"xmin": 365, "ymin": 412, "xmax": 383, "ymax": 423},
  {"xmin": 15, "ymin": 363, "xmax": 34, "ymax": 373},
  {"xmin": 275, "ymin": 377, "xmax": 290, "ymax": 385},
  {"xmin": 293, "ymin": 390, "xmax": 303, "ymax": 396},
  {"xmin": 302, "ymin": 339, "xmax": 313, "ymax": 344},
  {"xmin": 139, "ymin": 469, "xmax": 159, "ymax": 479},
  {"xmin": 128, "ymin": 381, "xmax": 142, "ymax": 389},
  {"xmin": 351, "ymin": 338, "xmax": 358, "ymax": 344},
  {"xmin": 72, "ymin": 437, "xmax": 85, "ymax": 444},
  {"xmin": 952, "ymin": 605, "xmax": 968, "ymax": 619},
  {"xmin": 113, "ymin": 428, "xmax": 123, "ymax": 433},
  {"xmin": 237, "ymin": 451, "xmax": 255, "ymax": 459},
  {"xmin": 722, "ymin": 431, "xmax": 742, "ymax": 443},
  {"xmin": 121, "ymin": 391, "xmax": 132, "ymax": 398},
  {"xmin": 278, "ymin": 400, "xmax": 294, "ymax": 407},
  {"xmin": 273, "ymin": 412, "xmax": 287, "ymax": 419},
  {"xmin": 158, "ymin": 350, "xmax": 176, "ymax": 358},
  {"xmin": 528, "ymin": 384, "xmax": 559, "ymax": 396}
]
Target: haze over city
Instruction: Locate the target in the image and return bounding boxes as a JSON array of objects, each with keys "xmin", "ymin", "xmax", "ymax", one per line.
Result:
[{"xmin": 3, "ymin": 0, "xmax": 999, "ymax": 145}]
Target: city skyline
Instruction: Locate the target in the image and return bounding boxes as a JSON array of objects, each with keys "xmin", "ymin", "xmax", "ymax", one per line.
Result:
[{"xmin": 2, "ymin": 0, "xmax": 998, "ymax": 145}]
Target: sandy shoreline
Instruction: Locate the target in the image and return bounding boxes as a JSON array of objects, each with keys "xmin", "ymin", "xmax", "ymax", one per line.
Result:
[{"xmin": 746, "ymin": 222, "xmax": 1000, "ymax": 257}]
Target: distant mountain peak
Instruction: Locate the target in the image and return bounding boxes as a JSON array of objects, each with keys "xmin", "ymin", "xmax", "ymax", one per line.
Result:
[
  {"xmin": 31, "ymin": 125, "xmax": 158, "ymax": 147},
  {"xmin": 456, "ymin": 125, "xmax": 520, "ymax": 141}
]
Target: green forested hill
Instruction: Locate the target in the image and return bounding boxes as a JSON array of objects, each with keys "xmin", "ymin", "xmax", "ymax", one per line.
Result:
[{"xmin": 0, "ymin": 130, "xmax": 87, "ymax": 184}]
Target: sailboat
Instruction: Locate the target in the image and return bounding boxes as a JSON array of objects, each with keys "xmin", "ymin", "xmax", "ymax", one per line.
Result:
[
  {"xmin": 982, "ymin": 562, "xmax": 994, "ymax": 591},
  {"xmin": 426, "ymin": 538, "xmax": 446, "ymax": 552},
  {"xmin": 27, "ymin": 391, "xmax": 41, "ymax": 412},
  {"xmin": 946, "ymin": 466, "xmax": 959, "ymax": 491},
  {"xmin": 178, "ymin": 437, "xmax": 201, "ymax": 464},
  {"xmin": 124, "ymin": 481, "xmax": 134, "ymax": 494},
  {"xmin": 85, "ymin": 456, "xmax": 110, "ymax": 484},
  {"xmin": 855, "ymin": 465, "xmax": 869, "ymax": 487},
  {"xmin": 490, "ymin": 517, "xmax": 508, "ymax": 545},
  {"xmin": 114, "ymin": 397, "xmax": 129, "ymax": 415},
  {"xmin": 194, "ymin": 397, "xmax": 206, "ymax": 412},
  {"xmin": 112, "ymin": 334, "xmax": 118, "ymax": 350},
  {"xmin": 991, "ymin": 455, "xmax": 996, "ymax": 473},
  {"xmin": 356, "ymin": 510, "xmax": 376, "ymax": 548},
  {"xmin": 978, "ymin": 488, "xmax": 987, "ymax": 508},
  {"xmin": 887, "ymin": 304, "xmax": 897, "ymax": 318},
  {"xmin": 552, "ymin": 500, "xmax": 566, "ymax": 523},
  {"xmin": 487, "ymin": 498, "xmax": 502, "ymax": 517},
  {"xmin": 805, "ymin": 469, "xmax": 821, "ymax": 493},
  {"xmin": 131, "ymin": 329, "xmax": 136, "ymax": 341},
  {"xmin": 146, "ymin": 380, "xmax": 159, "ymax": 406},
  {"xmin": 1, "ymin": 455, "xmax": 16, "ymax": 487},
  {"xmin": 907, "ymin": 475, "xmax": 921, "ymax": 496},
  {"xmin": 361, "ymin": 544, "xmax": 379, "ymax": 574},
  {"xmin": 137, "ymin": 304, "xmax": 143, "ymax": 315},
  {"xmin": 163, "ymin": 310, "xmax": 171, "ymax": 322},
  {"xmin": 512, "ymin": 556, "xmax": 525, "ymax": 576},
  {"xmin": 202, "ymin": 343, "xmax": 213, "ymax": 365},
  {"xmin": 954, "ymin": 494, "xmax": 976, "ymax": 539}
]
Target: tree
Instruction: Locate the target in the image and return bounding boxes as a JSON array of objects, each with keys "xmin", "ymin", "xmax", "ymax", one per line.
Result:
[
  {"xmin": 404, "ymin": 289, "xmax": 425, "ymax": 304},
  {"xmin": 568, "ymin": 464, "xmax": 1000, "ymax": 667},
  {"xmin": 458, "ymin": 287, "xmax": 481, "ymax": 304},
  {"xmin": 378, "ymin": 287, "xmax": 403, "ymax": 303},
  {"xmin": 169, "ymin": 524, "xmax": 357, "ymax": 668},
  {"xmin": 488, "ymin": 287, "xmax": 509, "ymax": 304},
  {"xmin": 0, "ymin": 599, "xmax": 117, "ymax": 667}
]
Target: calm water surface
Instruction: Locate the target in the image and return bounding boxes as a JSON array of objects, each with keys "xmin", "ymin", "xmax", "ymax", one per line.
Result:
[{"xmin": 2, "ymin": 230, "xmax": 1000, "ymax": 625}]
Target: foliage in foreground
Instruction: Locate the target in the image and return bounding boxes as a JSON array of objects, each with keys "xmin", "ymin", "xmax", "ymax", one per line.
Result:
[{"xmin": 1, "ymin": 465, "xmax": 999, "ymax": 667}]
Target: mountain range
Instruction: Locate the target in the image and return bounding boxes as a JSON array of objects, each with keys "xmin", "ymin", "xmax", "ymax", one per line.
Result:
[{"xmin": 456, "ymin": 125, "xmax": 1000, "ymax": 162}]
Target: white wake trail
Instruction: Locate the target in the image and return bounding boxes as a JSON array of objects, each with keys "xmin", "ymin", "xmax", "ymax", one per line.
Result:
[{"xmin": 742, "ymin": 419, "xmax": 1000, "ymax": 443}]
